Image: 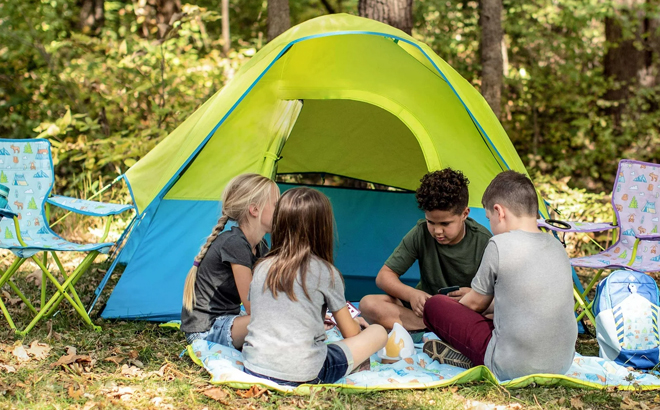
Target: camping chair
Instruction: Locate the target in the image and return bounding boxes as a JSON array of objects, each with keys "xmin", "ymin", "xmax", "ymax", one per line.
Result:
[
  {"xmin": 0, "ymin": 139, "xmax": 133, "ymax": 336},
  {"xmin": 539, "ymin": 159, "xmax": 660, "ymax": 327}
]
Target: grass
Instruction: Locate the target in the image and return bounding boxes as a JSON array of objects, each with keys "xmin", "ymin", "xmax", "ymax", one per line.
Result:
[{"xmin": 2, "ymin": 257, "xmax": 660, "ymax": 409}]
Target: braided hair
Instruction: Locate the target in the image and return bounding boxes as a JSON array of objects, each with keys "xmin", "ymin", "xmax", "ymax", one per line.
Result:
[{"xmin": 182, "ymin": 173, "xmax": 278, "ymax": 312}]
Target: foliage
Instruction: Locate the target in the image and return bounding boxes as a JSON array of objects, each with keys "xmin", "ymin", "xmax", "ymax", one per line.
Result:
[
  {"xmin": 415, "ymin": 0, "xmax": 660, "ymax": 191},
  {"xmin": 1, "ymin": 1, "xmax": 253, "ymax": 199},
  {"xmin": 2, "ymin": 0, "xmax": 660, "ymax": 198}
]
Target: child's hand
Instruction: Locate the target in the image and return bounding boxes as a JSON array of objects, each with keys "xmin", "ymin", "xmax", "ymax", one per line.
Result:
[
  {"xmin": 410, "ymin": 290, "xmax": 432, "ymax": 317},
  {"xmin": 447, "ymin": 287, "xmax": 471, "ymax": 301}
]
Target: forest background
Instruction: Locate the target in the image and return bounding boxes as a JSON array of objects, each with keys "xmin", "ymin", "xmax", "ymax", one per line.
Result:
[{"xmin": 2, "ymin": 0, "xmax": 659, "ymax": 255}]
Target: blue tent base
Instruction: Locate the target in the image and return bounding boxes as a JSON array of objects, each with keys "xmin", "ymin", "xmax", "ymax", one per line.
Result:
[{"xmin": 102, "ymin": 183, "xmax": 490, "ymax": 321}]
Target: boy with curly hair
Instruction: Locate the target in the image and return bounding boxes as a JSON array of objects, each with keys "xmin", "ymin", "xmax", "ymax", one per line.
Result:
[
  {"xmin": 422, "ymin": 171, "xmax": 576, "ymax": 380},
  {"xmin": 360, "ymin": 168, "xmax": 492, "ymax": 332}
]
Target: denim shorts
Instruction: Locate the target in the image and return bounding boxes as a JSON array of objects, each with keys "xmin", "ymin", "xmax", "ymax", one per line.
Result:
[
  {"xmin": 244, "ymin": 341, "xmax": 354, "ymax": 386},
  {"xmin": 185, "ymin": 311, "xmax": 246, "ymax": 347}
]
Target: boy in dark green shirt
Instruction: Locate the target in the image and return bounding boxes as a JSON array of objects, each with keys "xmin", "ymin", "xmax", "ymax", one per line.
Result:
[{"xmin": 360, "ymin": 169, "xmax": 492, "ymax": 331}]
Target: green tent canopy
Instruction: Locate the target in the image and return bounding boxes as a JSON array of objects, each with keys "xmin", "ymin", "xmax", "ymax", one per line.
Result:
[{"xmin": 100, "ymin": 14, "xmax": 539, "ymax": 321}]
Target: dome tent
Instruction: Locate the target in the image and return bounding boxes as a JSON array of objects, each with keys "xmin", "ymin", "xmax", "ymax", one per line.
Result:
[{"xmin": 100, "ymin": 14, "xmax": 533, "ymax": 321}]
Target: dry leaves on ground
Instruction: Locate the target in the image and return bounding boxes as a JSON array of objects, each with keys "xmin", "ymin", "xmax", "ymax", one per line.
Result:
[
  {"xmin": 202, "ymin": 387, "xmax": 229, "ymax": 404},
  {"xmin": 1, "ymin": 290, "xmax": 21, "ymax": 306},
  {"xmin": 235, "ymin": 385, "xmax": 269, "ymax": 399}
]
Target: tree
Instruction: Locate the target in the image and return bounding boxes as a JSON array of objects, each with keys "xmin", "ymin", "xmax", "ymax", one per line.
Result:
[
  {"xmin": 5, "ymin": 227, "xmax": 13, "ymax": 240},
  {"xmin": 0, "ymin": 171, "xmax": 7, "ymax": 184},
  {"xmin": 24, "ymin": 143, "xmax": 32, "ymax": 154},
  {"xmin": 28, "ymin": 197, "xmax": 37, "ymax": 210},
  {"xmin": 603, "ymin": 1, "xmax": 645, "ymax": 122},
  {"xmin": 480, "ymin": 0, "xmax": 503, "ymax": 118},
  {"xmin": 78, "ymin": 0, "xmax": 104, "ymax": 34},
  {"xmin": 358, "ymin": 0, "xmax": 413, "ymax": 35},
  {"xmin": 268, "ymin": 0, "xmax": 291, "ymax": 42}
]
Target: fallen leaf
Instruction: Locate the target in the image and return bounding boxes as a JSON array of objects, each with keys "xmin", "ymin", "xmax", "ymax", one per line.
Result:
[
  {"xmin": 202, "ymin": 387, "xmax": 228, "ymax": 403},
  {"xmin": 571, "ymin": 396, "xmax": 584, "ymax": 410},
  {"xmin": 128, "ymin": 350, "xmax": 139, "ymax": 359},
  {"xmin": 26, "ymin": 269, "xmax": 42, "ymax": 287},
  {"xmin": 235, "ymin": 385, "xmax": 268, "ymax": 399},
  {"xmin": 81, "ymin": 401, "xmax": 96, "ymax": 410},
  {"xmin": 622, "ymin": 397, "xmax": 640, "ymax": 410},
  {"xmin": 26, "ymin": 340, "xmax": 50, "ymax": 360},
  {"xmin": 0, "ymin": 364, "xmax": 16, "ymax": 373},
  {"xmin": 68, "ymin": 385, "xmax": 84, "ymax": 399},
  {"xmin": 106, "ymin": 386, "xmax": 135, "ymax": 399},
  {"xmin": 120, "ymin": 364, "xmax": 143, "ymax": 378},
  {"xmin": 12, "ymin": 345, "xmax": 30, "ymax": 363},
  {"xmin": 50, "ymin": 353, "xmax": 92, "ymax": 368},
  {"xmin": 65, "ymin": 346, "xmax": 77, "ymax": 355},
  {"xmin": 1, "ymin": 290, "xmax": 21, "ymax": 306},
  {"xmin": 104, "ymin": 356, "xmax": 125, "ymax": 365}
]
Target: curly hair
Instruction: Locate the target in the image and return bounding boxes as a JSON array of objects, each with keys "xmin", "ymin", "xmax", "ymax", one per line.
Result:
[{"xmin": 415, "ymin": 168, "xmax": 469, "ymax": 214}]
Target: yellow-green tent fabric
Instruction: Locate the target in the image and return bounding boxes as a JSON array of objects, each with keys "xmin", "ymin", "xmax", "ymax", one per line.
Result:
[{"xmin": 101, "ymin": 14, "xmax": 534, "ymax": 320}]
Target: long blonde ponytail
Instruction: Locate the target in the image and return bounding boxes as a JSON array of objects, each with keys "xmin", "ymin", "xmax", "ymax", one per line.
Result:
[{"xmin": 182, "ymin": 173, "xmax": 278, "ymax": 312}]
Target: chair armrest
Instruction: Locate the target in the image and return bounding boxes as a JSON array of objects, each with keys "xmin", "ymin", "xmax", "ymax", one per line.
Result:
[
  {"xmin": 0, "ymin": 208, "xmax": 18, "ymax": 220},
  {"xmin": 639, "ymin": 234, "xmax": 660, "ymax": 241},
  {"xmin": 537, "ymin": 219, "xmax": 617, "ymax": 233},
  {"xmin": 47, "ymin": 195, "xmax": 134, "ymax": 217}
]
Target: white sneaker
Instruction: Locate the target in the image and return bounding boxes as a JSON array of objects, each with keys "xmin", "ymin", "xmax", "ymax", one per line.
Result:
[{"xmin": 377, "ymin": 322, "xmax": 416, "ymax": 363}]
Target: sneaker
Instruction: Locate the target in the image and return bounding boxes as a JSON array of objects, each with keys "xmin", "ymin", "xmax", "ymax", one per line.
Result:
[{"xmin": 422, "ymin": 340, "xmax": 473, "ymax": 369}]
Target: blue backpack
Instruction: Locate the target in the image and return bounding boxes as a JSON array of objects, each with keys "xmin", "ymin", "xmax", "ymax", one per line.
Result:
[{"xmin": 593, "ymin": 270, "xmax": 660, "ymax": 369}]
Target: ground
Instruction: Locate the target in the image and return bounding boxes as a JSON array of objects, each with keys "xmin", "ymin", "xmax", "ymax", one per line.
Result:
[{"xmin": 1, "ymin": 255, "xmax": 660, "ymax": 409}]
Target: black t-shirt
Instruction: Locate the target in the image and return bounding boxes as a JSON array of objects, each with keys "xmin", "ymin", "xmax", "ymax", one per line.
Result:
[{"xmin": 181, "ymin": 226, "xmax": 268, "ymax": 333}]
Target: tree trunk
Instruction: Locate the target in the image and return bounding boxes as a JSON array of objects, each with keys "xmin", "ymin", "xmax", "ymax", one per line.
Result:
[
  {"xmin": 155, "ymin": 0, "xmax": 182, "ymax": 39},
  {"xmin": 222, "ymin": 0, "xmax": 230, "ymax": 54},
  {"xmin": 79, "ymin": 0, "xmax": 104, "ymax": 34},
  {"xmin": 480, "ymin": 0, "xmax": 503, "ymax": 119},
  {"xmin": 268, "ymin": 0, "xmax": 291, "ymax": 42},
  {"xmin": 358, "ymin": 0, "xmax": 413, "ymax": 35},
  {"xmin": 603, "ymin": 1, "xmax": 645, "ymax": 121}
]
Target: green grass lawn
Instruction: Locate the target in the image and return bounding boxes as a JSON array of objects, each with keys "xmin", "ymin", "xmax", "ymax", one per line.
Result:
[{"xmin": 1, "ymin": 263, "xmax": 660, "ymax": 409}]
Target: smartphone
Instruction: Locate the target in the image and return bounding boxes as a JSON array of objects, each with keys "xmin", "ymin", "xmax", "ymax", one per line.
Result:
[{"xmin": 438, "ymin": 286, "xmax": 460, "ymax": 295}]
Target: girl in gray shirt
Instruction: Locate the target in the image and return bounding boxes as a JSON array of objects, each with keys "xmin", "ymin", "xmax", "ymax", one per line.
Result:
[{"xmin": 243, "ymin": 188, "xmax": 387, "ymax": 385}]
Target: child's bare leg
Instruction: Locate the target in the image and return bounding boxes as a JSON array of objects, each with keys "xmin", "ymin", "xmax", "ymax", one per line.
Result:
[
  {"xmin": 341, "ymin": 324, "xmax": 388, "ymax": 366},
  {"xmin": 359, "ymin": 294, "xmax": 426, "ymax": 331},
  {"xmin": 230, "ymin": 315, "xmax": 251, "ymax": 349}
]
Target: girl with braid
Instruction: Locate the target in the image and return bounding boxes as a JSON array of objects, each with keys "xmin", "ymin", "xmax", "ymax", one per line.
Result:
[{"xmin": 181, "ymin": 173, "xmax": 279, "ymax": 349}]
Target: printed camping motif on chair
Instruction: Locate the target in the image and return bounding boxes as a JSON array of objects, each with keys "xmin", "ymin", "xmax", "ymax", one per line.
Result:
[
  {"xmin": 571, "ymin": 160, "xmax": 660, "ymax": 272},
  {"xmin": 0, "ymin": 139, "xmax": 133, "ymax": 336}
]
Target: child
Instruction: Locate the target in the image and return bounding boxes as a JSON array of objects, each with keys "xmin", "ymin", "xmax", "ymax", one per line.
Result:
[
  {"xmin": 242, "ymin": 188, "xmax": 388, "ymax": 386},
  {"xmin": 360, "ymin": 168, "xmax": 492, "ymax": 332},
  {"xmin": 181, "ymin": 173, "xmax": 279, "ymax": 349},
  {"xmin": 422, "ymin": 171, "xmax": 577, "ymax": 381}
]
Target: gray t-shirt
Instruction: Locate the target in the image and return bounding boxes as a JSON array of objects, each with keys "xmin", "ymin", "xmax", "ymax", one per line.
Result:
[
  {"xmin": 243, "ymin": 257, "xmax": 347, "ymax": 382},
  {"xmin": 180, "ymin": 226, "xmax": 268, "ymax": 333},
  {"xmin": 471, "ymin": 231, "xmax": 577, "ymax": 381}
]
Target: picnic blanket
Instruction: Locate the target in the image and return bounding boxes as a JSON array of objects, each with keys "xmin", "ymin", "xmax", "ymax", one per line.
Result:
[{"xmin": 186, "ymin": 327, "xmax": 660, "ymax": 393}]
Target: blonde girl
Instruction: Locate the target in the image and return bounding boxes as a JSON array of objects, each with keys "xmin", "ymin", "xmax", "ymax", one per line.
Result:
[
  {"xmin": 181, "ymin": 173, "xmax": 279, "ymax": 349},
  {"xmin": 242, "ymin": 188, "xmax": 387, "ymax": 386}
]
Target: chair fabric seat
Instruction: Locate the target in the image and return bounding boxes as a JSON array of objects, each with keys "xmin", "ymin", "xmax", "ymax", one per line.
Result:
[
  {"xmin": 571, "ymin": 238, "xmax": 660, "ymax": 272},
  {"xmin": 1, "ymin": 232, "xmax": 113, "ymax": 258}
]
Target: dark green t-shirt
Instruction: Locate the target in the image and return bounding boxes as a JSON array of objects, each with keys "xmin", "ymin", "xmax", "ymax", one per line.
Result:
[{"xmin": 384, "ymin": 217, "xmax": 492, "ymax": 295}]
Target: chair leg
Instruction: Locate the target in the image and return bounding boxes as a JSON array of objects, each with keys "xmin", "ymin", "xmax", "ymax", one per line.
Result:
[
  {"xmin": 16, "ymin": 254, "xmax": 101, "ymax": 336},
  {"xmin": 0, "ymin": 258, "xmax": 27, "ymax": 329},
  {"xmin": 43, "ymin": 252, "xmax": 98, "ymax": 320},
  {"xmin": 574, "ymin": 286, "xmax": 597, "ymax": 326}
]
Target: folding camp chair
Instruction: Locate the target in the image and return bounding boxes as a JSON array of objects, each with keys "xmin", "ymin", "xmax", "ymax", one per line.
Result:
[
  {"xmin": 0, "ymin": 139, "xmax": 133, "ymax": 336},
  {"xmin": 539, "ymin": 159, "xmax": 660, "ymax": 327}
]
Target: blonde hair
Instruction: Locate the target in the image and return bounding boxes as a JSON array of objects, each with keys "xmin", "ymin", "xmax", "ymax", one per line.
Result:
[{"xmin": 182, "ymin": 173, "xmax": 278, "ymax": 312}]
